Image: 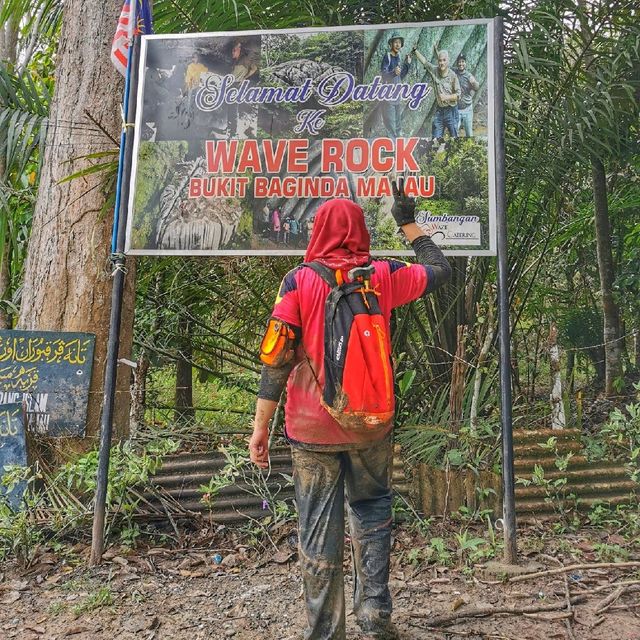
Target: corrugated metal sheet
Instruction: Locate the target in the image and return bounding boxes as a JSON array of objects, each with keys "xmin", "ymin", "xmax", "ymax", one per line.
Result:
[
  {"xmin": 417, "ymin": 428, "xmax": 639, "ymax": 518},
  {"xmin": 140, "ymin": 430, "xmax": 638, "ymax": 523},
  {"xmin": 140, "ymin": 446, "xmax": 293, "ymax": 523},
  {"xmin": 140, "ymin": 443, "xmax": 411, "ymax": 524},
  {"xmin": 513, "ymin": 428, "xmax": 638, "ymax": 516}
]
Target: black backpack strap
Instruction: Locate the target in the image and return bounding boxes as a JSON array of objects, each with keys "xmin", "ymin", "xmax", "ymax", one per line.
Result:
[{"xmin": 301, "ymin": 261, "xmax": 338, "ymax": 287}]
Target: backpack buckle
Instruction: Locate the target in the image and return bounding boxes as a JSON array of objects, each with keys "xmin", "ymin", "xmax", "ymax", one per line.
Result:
[{"xmin": 347, "ymin": 265, "xmax": 375, "ymax": 282}]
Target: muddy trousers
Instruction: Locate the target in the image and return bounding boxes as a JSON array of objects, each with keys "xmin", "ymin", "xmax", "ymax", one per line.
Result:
[{"xmin": 291, "ymin": 439, "xmax": 393, "ymax": 640}]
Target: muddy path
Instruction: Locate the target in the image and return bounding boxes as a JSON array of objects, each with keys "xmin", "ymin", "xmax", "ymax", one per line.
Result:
[{"xmin": 1, "ymin": 525, "xmax": 639, "ymax": 640}]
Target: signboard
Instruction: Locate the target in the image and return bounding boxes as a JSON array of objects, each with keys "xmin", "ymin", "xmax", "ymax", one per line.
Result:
[
  {"xmin": 126, "ymin": 19, "xmax": 496, "ymax": 257},
  {"xmin": 0, "ymin": 403, "xmax": 28, "ymax": 509},
  {"xmin": 0, "ymin": 331, "xmax": 95, "ymax": 437}
]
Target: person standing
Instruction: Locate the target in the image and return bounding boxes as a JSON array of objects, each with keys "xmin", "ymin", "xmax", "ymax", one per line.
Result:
[
  {"xmin": 454, "ymin": 54, "xmax": 479, "ymax": 137},
  {"xmin": 413, "ymin": 43, "xmax": 460, "ymax": 140},
  {"xmin": 380, "ymin": 33, "xmax": 412, "ymax": 138},
  {"xmin": 262, "ymin": 203, "xmax": 271, "ymax": 236},
  {"xmin": 227, "ymin": 40, "xmax": 258, "ymax": 138},
  {"xmin": 289, "ymin": 215, "xmax": 300, "ymax": 246},
  {"xmin": 184, "ymin": 52, "xmax": 208, "ymax": 91},
  {"xmin": 249, "ymin": 183, "xmax": 451, "ymax": 640},
  {"xmin": 282, "ymin": 217, "xmax": 291, "ymax": 244},
  {"xmin": 271, "ymin": 206, "xmax": 281, "ymax": 242}
]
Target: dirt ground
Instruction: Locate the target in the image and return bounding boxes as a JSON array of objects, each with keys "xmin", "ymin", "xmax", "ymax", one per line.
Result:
[{"xmin": 1, "ymin": 524, "xmax": 639, "ymax": 640}]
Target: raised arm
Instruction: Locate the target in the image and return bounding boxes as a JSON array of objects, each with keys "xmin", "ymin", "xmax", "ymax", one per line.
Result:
[{"xmin": 391, "ymin": 179, "xmax": 451, "ymax": 292}]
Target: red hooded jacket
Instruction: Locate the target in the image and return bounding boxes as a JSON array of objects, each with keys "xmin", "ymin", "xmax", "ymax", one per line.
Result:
[{"xmin": 270, "ymin": 199, "xmax": 429, "ymax": 448}]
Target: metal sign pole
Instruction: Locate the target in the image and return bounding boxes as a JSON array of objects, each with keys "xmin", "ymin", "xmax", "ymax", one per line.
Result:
[
  {"xmin": 89, "ymin": 34, "xmax": 141, "ymax": 566},
  {"xmin": 493, "ymin": 16, "xmax": 518, "ymax": 564}
]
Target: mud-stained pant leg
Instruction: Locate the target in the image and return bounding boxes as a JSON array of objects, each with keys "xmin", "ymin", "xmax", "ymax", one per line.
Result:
[
  {"xmin": 344, "ymin": 438, "xmax": 393, "ymax": 632},
  {"xmin": 292, "ymin": 447, "xmax": 346, "ymax": 640}
]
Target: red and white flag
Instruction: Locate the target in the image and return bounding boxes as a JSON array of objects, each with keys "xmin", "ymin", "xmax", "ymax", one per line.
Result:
[
  {"xmin": 111, "ymin": 0, "xmax": 133, "ymax": 75},
  {"xmin": 111, "ymin": 0, "xmax": 153, "ymax": 76}
]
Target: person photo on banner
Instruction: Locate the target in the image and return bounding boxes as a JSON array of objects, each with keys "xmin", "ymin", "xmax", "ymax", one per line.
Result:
[
  {"xmin": 271, "ymin": 206, "xmax": 281, "ymax": 242},
  {"xmin": 413, "ymin": 42, "xmax": 460, "ymax": 141},
  {"xmin": 170, "ymin": 51, "xmax": 208, "ymax": 130},
  {"xmin": 454, "ymin": 53, "xmax": 479, "ymax": 137},
  {"xmin": 289, "ymin": 215, "xmax": 300, "ymax": 247},
  {"xmin": 380, "ymin": 33, "xmax": 412, "ymax": 138},
  {"xmin": 283, "ymin": 217, "xmax": 291, "ymax": 244},
  {"xmin": 227, "ymin": 39, "xmax": 258, "ymax": 139}
]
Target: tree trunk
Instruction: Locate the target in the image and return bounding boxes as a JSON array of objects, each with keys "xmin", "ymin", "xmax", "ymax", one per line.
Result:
[
  {"xmin": 17, "ymin": 1, "xmax": 135, "ymax": 441},
  {"xmin": 129, "ymin": 351, "xmax": 149, "ymax": 439},
  {"xmin": 591, "ymin": 157, "xmax": 623, "ymax": 396},
  {"xmin": 566, "ymin": 350, "xmax": 575, "ymax": 395},
  {"xmin": 470, "ymin": 300, "xmax": 494, "ymax": 432},
  {"xmin": 448, "ymin": 325, "xmax": 467, "ymax": 434},
  {"xmin": 175, "ymin": 317, "xmax": 194, "ymax": 424},
  {"xmin": 548, "ymin": 322, "xmax": 566, "ymax": 430}
]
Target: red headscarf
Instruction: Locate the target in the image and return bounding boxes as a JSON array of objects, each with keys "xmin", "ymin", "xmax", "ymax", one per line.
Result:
[{"xmin": 304, "ymin": 199, "xmax": 370, "ymax": 271}]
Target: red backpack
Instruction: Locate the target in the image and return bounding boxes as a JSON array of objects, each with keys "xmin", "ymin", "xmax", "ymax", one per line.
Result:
[{"xmin": 303, "ymin": 262, "xmax": 395, "ymax": 432}]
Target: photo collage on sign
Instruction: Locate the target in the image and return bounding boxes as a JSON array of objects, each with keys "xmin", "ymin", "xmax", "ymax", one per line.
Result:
[{"xmin": 128, "ymin": 22, "xmax": 492, "ymax": 255}]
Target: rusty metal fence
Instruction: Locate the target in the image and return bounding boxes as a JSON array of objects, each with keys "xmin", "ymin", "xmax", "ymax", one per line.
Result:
[{"xmin": 140, "ymin": 430, "xmax": 638, "ymax": 523}]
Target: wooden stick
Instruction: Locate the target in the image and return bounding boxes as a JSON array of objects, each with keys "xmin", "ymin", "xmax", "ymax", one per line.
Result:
[
  {"xmin": 562, "ymin": 568, "xmax": 577, "ymax": 640},
  {"xmin": 413, "ymin": 595, "xmax": 588, "ymax": 627},
  {"xmin": 590, "ymin": 580, "xmax": 640, "ymax": 594},
  {"xmin": 539, "ymin": 552, "xmax": 576, "ymax": 638},
  {"xmin": 595, "ymin": 586, "xmax": 625, "ymax": 614},
  {"xmin": 508, "ymin": 561, "xmax": 640, "ymax": 583},
  {"xmin": 595, "ymin": 584, "xmax": 640, "ymax": 614}
]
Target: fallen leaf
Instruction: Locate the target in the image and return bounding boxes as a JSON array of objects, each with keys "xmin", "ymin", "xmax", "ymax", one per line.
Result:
[
  {"xmin": 221, "ymin": 554, "xmax": 238, "ymax": 567},
  {"xmin": 111, "ymin": 556, "xmax": 128, "ymax": 567},
  {"xmin": 0, "ymin": 591, "xmax": 21, "ymax": 604},
  {"xmin": 27, "ymin": 563, "xmax": 55, "ymax": 577},
  {"xmin": 9, "ymin": 579, "xmax": 29, "ymax": 591},
  {"xmin": 178, "ymin": 569, "xmax": 207, "ymax": 578},
  {"xmin": 272, "ymin": 550, "xmax": 295, "ymax": 564},
  {"xmin": 64, "ymin": 625, "xmax": 92, "ymax": 636},
  {"xmin": 24, "ymin": 624, "xmax": 45, "ymax": 634},
  {"xmin": 451, "ymin": 596, "xmax": 466, "ymax": 611}
]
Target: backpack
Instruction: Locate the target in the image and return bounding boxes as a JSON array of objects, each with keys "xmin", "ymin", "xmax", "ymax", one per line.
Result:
[{"xmin": 303, "ymin": 262, "xmax": 395, "ymax": 432}]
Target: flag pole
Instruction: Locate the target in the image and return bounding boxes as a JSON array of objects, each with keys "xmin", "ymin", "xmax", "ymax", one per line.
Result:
[
  {"xmin": 90, "ymin": 12, "xmax": 141, "ymax": 566},
  {"xmin": 493, "ymin": 16, "xmax": 518, "ymax": 564}
]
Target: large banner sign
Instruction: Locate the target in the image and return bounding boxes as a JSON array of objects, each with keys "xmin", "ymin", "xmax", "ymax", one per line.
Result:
[{"xmin": 126, "ymin": 20, "xmax": 496, "ymax": 256}]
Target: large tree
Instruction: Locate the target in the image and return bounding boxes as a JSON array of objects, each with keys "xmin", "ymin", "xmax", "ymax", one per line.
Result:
[{"xmin": 17, "ymin": 0, "xmax": 134, "ymax": 441}]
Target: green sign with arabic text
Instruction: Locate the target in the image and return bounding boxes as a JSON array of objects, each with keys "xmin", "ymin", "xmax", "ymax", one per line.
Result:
[{"xmin": 0, "ymin": 331, "xmax": 95, "ymax": 437}]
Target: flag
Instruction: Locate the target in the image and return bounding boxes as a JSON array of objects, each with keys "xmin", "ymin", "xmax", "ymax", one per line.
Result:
[{"xmin": 111, "ymin": 0, "xmax": 154, "ymax": 76}]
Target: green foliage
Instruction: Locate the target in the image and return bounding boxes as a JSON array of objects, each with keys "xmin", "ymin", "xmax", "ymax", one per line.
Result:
[
  {"xmin": 199, "ymin": 442, "xmax": 295, "ymax": 529},
  {"xmin": 0, "ymin": 466, "xmax": 44, "ymax": 564},
  {"xmin": 362, "ymin": 199, "xmax": 404, "ymax": 251},
  {"xmin": 0, "ymin": 439, "xmax": 180, "ymax": 562},
  {"xmin": 131, "ymin": 141, "xmax": 189, "ymax": 248},
  {"xmin": 0, "ymin": 61, "xmax": 50, "ymax": 322},
  {"xmin": 593, "ymin": 542, "xmax": 630, "ymax": 563},
  {"xmin": 585, "ymin": 383, "xmax": 640, "ymax": 482},
  {"xmin": 424, "ymin": 536, "xmax": 452, "ymax": 566},
  {"xmin": 72, "ymin": 586, "xmax": 114, "ymax": 616},
  {"xmin": 397, "ymin": 418, "xmax": 500, "ymax": 473}
]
